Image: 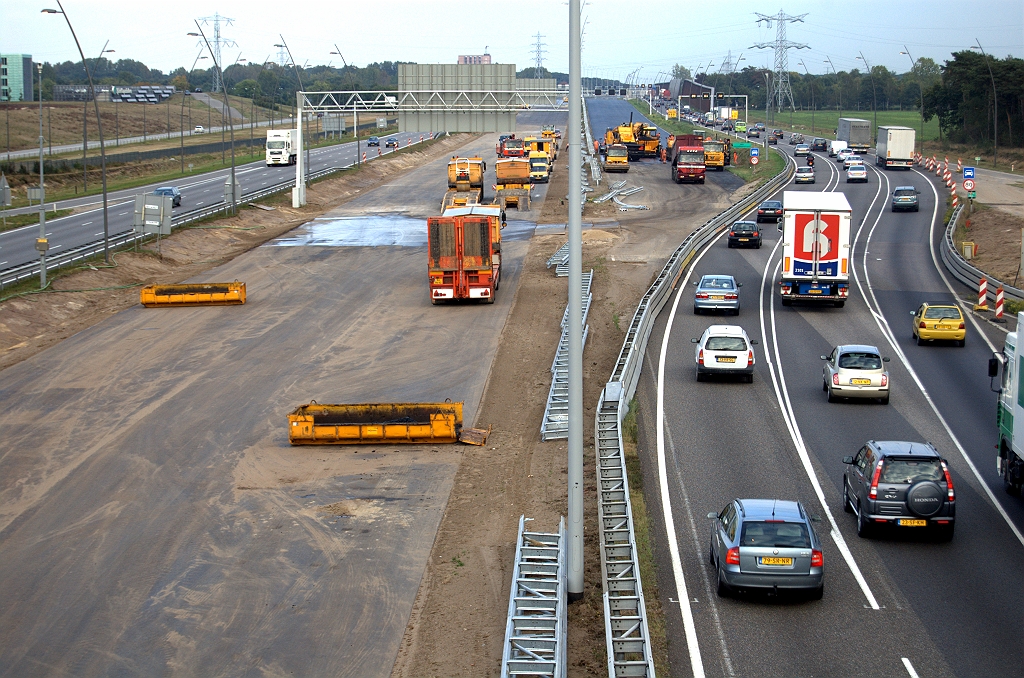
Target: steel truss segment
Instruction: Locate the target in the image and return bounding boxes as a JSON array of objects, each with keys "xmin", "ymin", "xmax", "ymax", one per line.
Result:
[{"xmin": 298, "ymin": 90, "xmax": 567, "ymax": 114}]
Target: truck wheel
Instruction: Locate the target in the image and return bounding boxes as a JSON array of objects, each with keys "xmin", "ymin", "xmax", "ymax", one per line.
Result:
[
  {"xmin": 835, "ymin": 301, "xmax": 845, "ymax": 308},
  {"xmin": 781, "ymin": 297, "xmax": 793, "ymax": 307},
  {"xmin": 1004, "ymin": 461, "xmax": 1022, "ymax": 496},
  {"xmin": 430, "ymin": 298, "xmax": 441, "ymax": 306}
]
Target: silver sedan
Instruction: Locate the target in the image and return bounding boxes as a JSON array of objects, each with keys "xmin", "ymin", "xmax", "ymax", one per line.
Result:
[
  {"xmin": 822, "ymin": 344, "xmax": 891, "ymax": 403},
  {"xmin": 694, "ymin": 275, "xmax": 742, "ymax": 315}
]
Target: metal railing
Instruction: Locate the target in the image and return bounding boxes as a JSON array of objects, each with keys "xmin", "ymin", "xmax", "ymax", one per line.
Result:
[
  {"xmin": 541, "ymin": 269, "xmax": 593, "ymax": 440},
  {"xmin": 940, "ymin": 201, "xmax": 1024, "ymax": 303},
  {"xmin": 546, "ymin": 242, "xmax": 570, "ymax": 275},
  {"xmin": 500, "ymin": 515, "xmax": 567, "ymax": 678},
  {"xmin": 595, "ymin": 147, "xmax": 794, "ymax": 677},
  {"xmin": 0, "ymin": 134, "xmax": 440, "ymax": 289}
]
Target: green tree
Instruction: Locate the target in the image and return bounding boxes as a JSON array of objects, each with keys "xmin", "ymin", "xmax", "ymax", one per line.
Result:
[
  {"xmin": 233, "ymin": 78, "xmax": 261, "ymax": 98},
  {"xmin": 672, "ymin": 64, "xmax": 692, "ymax": 80}
]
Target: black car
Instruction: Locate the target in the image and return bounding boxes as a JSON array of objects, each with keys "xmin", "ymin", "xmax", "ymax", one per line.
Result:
[
  {"xmin": 152, "ymin": 186, "xmax": 181, "ymax": 208},
  {"xmin": 385, "ymin": 137, "xmax": 399, "ymax": 149},
  {"xmin": 772, "ymin": 129, "xmax": 784, "ymax": 138},
  {"xmin": 811, "ymin": 138, "xmax": 828, "ymax": 152},
  {"xmin": 756, "ymin": 200, "xmax": 783, "ymax": 223},
  {"xmin": 843, "ymin": 440, "xmax": 955, "ymax": 540},
  {"xmin": 727, "ymin": 220, "xmax": 762, "ymax": 248},
  {"xmin": 366, "ymin": 136, "xmax": 380, "ymax": 147}
]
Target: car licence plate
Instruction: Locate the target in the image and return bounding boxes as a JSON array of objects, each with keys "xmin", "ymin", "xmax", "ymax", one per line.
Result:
[
  {"xmin": 739, "ymin": 238, "xmax": 749, "ymax": 242},
  {"xmin": 850, "ymin": 378, "xmax": 871, "ymax": 385},
  {"xmin": 898, "ymin": 519, "xmax": 927, "ymax": 527},
  {"xmin": 759, "ymin": 557, "xmax": 793, "ymax": 566},
  {"xmin": 716, "ymin": 356, "xmax": 736, "ymax": 363},
  {"xmin": 808, "ymin": 289, "xmax": 822, "ymax": 294},
  {"xmin": 711, "ymin": 295, "xmax": 724, "ymax": 300}
]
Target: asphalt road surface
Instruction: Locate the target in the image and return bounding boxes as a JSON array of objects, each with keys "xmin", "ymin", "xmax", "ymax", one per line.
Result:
[
  {"xmin": 0, "ymin": 116, "xmax": 565, "ymax": 675},
  {"xmin": 634, "ymin": 135, "xmax": 1024, "ymax": 677}
]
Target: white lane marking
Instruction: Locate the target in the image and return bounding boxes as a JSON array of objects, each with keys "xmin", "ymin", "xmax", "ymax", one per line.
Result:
[
  {"xmin": 656, "ymin": 230, "xmax": 725, "ymax": 678},
  {"xmin": 94, "ymin": 233, "xmax": 103, "ymax": 237},
  {"xmin": 0, "ymin": 261, "xmax": 7, "ymax": 266},
  {"xmin": 902, "ymin": 658, "xmax": 921, "ymax": 678},
  {"xmin": 82, "ymin": 221, "xmax": 93, "ymax": 226},
  {"xmin": 759, "ymin": 253, "xmax": 882, "ymax": 610},
  {"xmin": 196, "ymin": 202, "xmax": 204, "ymax": 206},
  {"xmin": 854, "ymin": 165, "xmax": 1024, "ymax": 548}
]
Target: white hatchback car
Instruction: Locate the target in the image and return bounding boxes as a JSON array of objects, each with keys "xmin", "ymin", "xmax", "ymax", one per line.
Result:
[{"xmin": 692, "ymin": 325, "xmax": 758, "ymax": 383}]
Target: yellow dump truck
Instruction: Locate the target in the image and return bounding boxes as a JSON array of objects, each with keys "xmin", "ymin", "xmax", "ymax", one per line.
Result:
[
  {"xmin": 494, "ymin": 157, "xmax": 532, "ymax": 210},
  {"xmin": 603, "ymin": 143, "xmax": 630, "ymax": 173},
  {"xmin": 140, "ymin": 282, "xmax": 246, "ymax": 307},
  {"xmin": 703, "ymin": 138, "xmax": 726, "ymax": 171},
  {"xmin": 288, "ymin": 401, "xmax": 488, "ymax": 445},
  {"xmin": 525, "ymin": 137, "xmax": 557, "ymax": 163},
  {"xmin": 442, "ymin": 156, "xmax": 486, "ymax": 210}
]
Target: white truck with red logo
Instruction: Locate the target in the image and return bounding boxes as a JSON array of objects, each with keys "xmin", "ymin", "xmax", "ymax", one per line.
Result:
[{"xmin": 778, "ymin": 191, "xmax": 853, "ymax": 307}]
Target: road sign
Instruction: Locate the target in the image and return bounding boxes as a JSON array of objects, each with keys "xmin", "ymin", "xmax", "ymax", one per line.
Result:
[
  {"xmin": 750, "ymin": 148, "xmax": 760, "ymax": 157},
  {"xmin": 963, "ymin": 166, "xmax": 976, "ymax": 179},
  {"xmin": 963, "ymin": 179, "xmax": 976, "ymax": 191},
  {"xmin": 750, "ymin": 156, "xmax": 759, "ymax": 165},
  {"xmin": 968, "ymin": 191, "xmax": 977, "ymax": 199}
]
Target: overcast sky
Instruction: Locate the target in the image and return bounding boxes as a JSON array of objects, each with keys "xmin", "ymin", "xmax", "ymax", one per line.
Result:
[{"xmin": 2, "ymin": 0, "xmax": 1021, "ymax": 81}]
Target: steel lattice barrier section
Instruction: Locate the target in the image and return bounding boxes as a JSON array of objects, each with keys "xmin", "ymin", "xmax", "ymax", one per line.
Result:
[
  {"xmin": 541, "ymin": 270, "xmax": 593, "ymax": 440},
  {"xmin": 593, "ymin": 148, "xmax": 794, "ymax": 677},
  {"xmin": 501, "ymin": 515, "xmax": 567, "ymax": 678},
  {"xmin": 0, "ymin": 135, "xmax": 440, "ymax": 289},
  {"xmin": 546, "ymin": 242, "xmax": 570, "ymax": 276}
]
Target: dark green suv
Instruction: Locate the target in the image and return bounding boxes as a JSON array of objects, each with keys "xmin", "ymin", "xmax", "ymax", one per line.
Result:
[{"xmin": 891, "ymin": 186, "xmax": 920, "ymax": 212}]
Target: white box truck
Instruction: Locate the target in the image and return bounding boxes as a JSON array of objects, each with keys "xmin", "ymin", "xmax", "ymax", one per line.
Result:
[
  {"xmin": 994, "ymin": 324, "xmax": 1024, "ymax": 495},
  {"xmin": 718, "ymin": 106, "xmax": 732, "ymax": 121},
  {"xmin": 828, "ymin": 140, "xmax": 847, "ymax": 157},
  {"xmin": 837, "ymin": 118, "xmax": 872, "ymax": 154},
  {"xmin": 876, "ymin": 126, "xmax": 916, "ymax": 169},
  {"xmin": 266, "ymin": 129, "xmax": 298, "ymax": 166},
  {"xmin": 778, "ymin": 191, "xmax": 853, "ymax": 307}
]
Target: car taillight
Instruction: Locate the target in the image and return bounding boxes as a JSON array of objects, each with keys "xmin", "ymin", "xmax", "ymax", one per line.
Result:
[
  {"xmin": 729, "ymin": 231, "xmax": 736, "ymax": 236},
  {"xmin": 959, "ymin": 322, "xmax": 965, "ymax": 329},
  {"xmin": 753, "ymin": 232, "xmax": 759, "ymax": 237},
  {"xmin": 696, "ymin": 292, "xmax": 709, "ymax": 299},
  {"xmin": 725, "ymin": 293, "xmax": 738, "ymax": 299},
  {"xmin": 868, "ymin": 460, "xmax": 883, "ymax": 499},
  {"xmin": 811, "ymin": 550, "xmax": 823, "ymax": 567},
  {"xmin": 832, "ymin": 373, "xmax": 839, "ymax": 386},
  {"xmin": 726, "ymin": 547, "xmax": 740, "ymax": 565},
  {"xmin": 758, "ymin": 209, "xmax": 764, "ymax": 214},
  {"xmin": 698, "ymin": 349, "xmax": 704, "ymax": 365},
  {"xmin": 747, "ymin": 350, "xmax": 754, "ymax": 365},
  {"xmin": 941, "ymin": 460, "xmax": 955, "ymax": 501},
  {"xmin": 919, "ymin": 321, "xmax": 927, "ymax": 329},
  {"xmin": 881, "ymin": 375, "xmax": 888, "ymax": 387}
]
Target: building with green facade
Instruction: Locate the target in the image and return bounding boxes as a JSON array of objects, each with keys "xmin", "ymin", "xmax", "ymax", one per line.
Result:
[{"xmin": 1, "ymin": 54, "xmax": 34, "ymax": 102}]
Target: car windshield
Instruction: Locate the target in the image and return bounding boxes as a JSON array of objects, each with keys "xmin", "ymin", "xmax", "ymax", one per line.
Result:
[
  {"xmin": 701, "ymin": 277, "xmax": 735, "ymax": 289},
  {"xmin": 740, "ymin": 521, "xmax": 811, "ymax": 548},
  {"xmin": 838, "ymin": 352, "xmax": 882, "ymax": 369},
  {"xmin": 880, "ymin": 458, "xmax": 944, "ymax": 484},
  {"xmin": 607, "ymin": 147, "xmax": 628, "ymax": 158},
  {"xmin": 706, "ymin": 336, "xmax": 747, "ymax": 351},
  {"xmin": 923, "ymin": 306, "xmax": 962, "ymax": 320},
  {"xmin": 267, "ymin": 141, "xmax": 285, "ymax": 149},
  {"xmin": 894, "ymin": 189, "xmax": 916, "ymax": 197}
]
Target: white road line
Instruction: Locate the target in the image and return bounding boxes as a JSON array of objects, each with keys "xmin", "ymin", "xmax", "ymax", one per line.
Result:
[
  {"xmin": 902, "ymin": 657, "xmax": 921, "ymax": 678},
  {"xmin": 82, "ymin": 221, "xmax": 93, "ymax": 226},
  {"xmin": 0, "ymin": 261, "xmax": 7, "ymax": 266},
  {"xmin": 94, "ymin": 232, "xmax": 103, "ymax": 237},
  {"xmin": 853, "ymin": 165, "xmax": 1024, "ymax": 549}
]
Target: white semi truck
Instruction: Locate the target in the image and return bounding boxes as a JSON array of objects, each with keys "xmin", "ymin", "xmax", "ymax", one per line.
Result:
[
  {"xmin": 993, "ymin": 323, "xmax": 1024, "ymax": 495},
  {"xmin": 777, "ymin": 191, "xmax": 853, "ymax": 307},
  {"xmin": 876, "ymin": 126, "xmax": 916, "ymax": 169},
  {"xmin": 266, "ymin": 129, "xmax": 298, "ymax": 166},
  {"xmin": 837, "ymin": 118, "xmax": 872, "ymax": 154}
]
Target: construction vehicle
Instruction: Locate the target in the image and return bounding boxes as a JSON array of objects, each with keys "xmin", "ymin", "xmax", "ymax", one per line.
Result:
[
  {"xmin": 526, "ymin": 136, "xmax": 557, "ymax": 163},
  {"xmin": 634, "ymin": 123, "xmax": 661, "ymax": 158},
  {"xmin": 529, "ymin": 150, "xmax": 551, "ymax": 183},
  {"xmin": 288, "ymin": 401, "xmax": 488, "ymax": 445},
  {"xmin": 427, "ymin": 204, "xmax": 504, "ymax": 304},
  {"xmin": 494, "ymin": 158, "xmax": 532, "ymax": 210},
  {"xmin": 140, "ymin": 282, "xmax": 246, "ymax": 307},
  {"xmin": 605, "ymin": 124, "xmax": 638, "ymax": 158},
  {"xmin": 442, "ymin": 156, "xmax": 486, "ymax": 210},
  {"xmin": 541, "ymin": 125, "xmax": 557, "ymax": 141},
  {"xmin": 703, "ymin": 137, "xmax": 726, "ymax": 171},
  {"xmin": 603, "ymin": 143, "xmax": 630, "ymax": 173},
  {"xmin": 671, "ymin": 142, "xmax": 705, "ymax": 183},
  {"xmin": 498, "ymin": 135, "xmax": 526, "ymax": 158}
]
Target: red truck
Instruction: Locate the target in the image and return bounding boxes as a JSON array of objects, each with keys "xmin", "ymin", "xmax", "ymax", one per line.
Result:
[
  {"xmin": 670, "ymin": 135, "xmax": 706, "ymax": 184},
  {"xmin": 427, "ymin": 205, "xmax": 504, "ymax": 304},
  {"xmin": 497, "ymin": 135, "xmax": 526, "ymax": 158}
]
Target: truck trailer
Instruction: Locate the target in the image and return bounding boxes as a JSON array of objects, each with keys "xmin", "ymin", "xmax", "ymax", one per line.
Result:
[
  {"xmin": 266, "ymin": 129, "xmax": 298, "ymax": 166},
  {"xmin": 837, "ymin": 118, "xmax": 872, "ymax": 154},
  {"xmin": 876, "ymin": 126, "xmax": 916, "ymax": 169},
  {"xmin": 994, "ymin": 324, "xmax": 1024, "ymax": 495},
  {"xmin": 427, "ymin": 205, "xmax": 504, "ymax": 304},
  {"xmin": 442, "ymin": 156, "xmax": 486, "ymax": 210},
  {"xmin": 494, "ymin": 158, "xmax": 532, "ymax": 210},
  {"xmin": 778, "ymin": 191, "xmax": 853, "ymax": 306}
]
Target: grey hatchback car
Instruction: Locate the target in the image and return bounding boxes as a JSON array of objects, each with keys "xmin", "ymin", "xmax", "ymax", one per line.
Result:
[
  {"xmin": 843, "ymin": 440, "xmax": 955, "ymax": 540},
  {"xmin": 693, "ymin": 275, "xmax": 742, "ymax": 314},
  {"xmin": 821, "ymin": 344, "xmax": 891, "ymax": 403},
  {"xmin": 891, "ymin": 186, "xmax": 921, "ymax": 212},
  {"xmin": 708, "ymin": 499, "xmax": 824, "ymax": 599}
]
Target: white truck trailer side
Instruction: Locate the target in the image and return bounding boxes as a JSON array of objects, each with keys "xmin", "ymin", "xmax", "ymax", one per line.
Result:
[{"xmin": 876, "ymin": 126, "xmax": 916, "ymax": 169}]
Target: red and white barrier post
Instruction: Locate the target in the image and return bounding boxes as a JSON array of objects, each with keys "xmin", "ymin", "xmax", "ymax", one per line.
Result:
[
  {"xmin": 977, "ymin": 277, "xmax": 989, "ymax": 310},
  {"xmin": 957, "ymin": 158, "xmax": 963, "ymax": 173},
  {"xmin": 362, "ymin": 152, "xmax": 367, "ymax": 162},
  {"xmin": 996, "ymin": 286, "xmax": 1005, "ymax": 319}
]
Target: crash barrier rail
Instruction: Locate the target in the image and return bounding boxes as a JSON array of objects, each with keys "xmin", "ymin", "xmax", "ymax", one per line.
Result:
[
  {"xmin": 546, "ymin": 242, "xmax": 570, "ymax": 276},
  {"xmin": 540, "ymin": 269, "xmax": 594, "ymax": 441},
  {"xmin": 595, "ymin": 147, "xmax": 794, "ymax": 677},
  {"xmin": 939, "ymin": 201, "xmax": 1024, "ymax": 304},
  {"xmin": 582, "ymin": 98, "xmax": 602, "ymax": 186},
  {"xmin": 0, "ymin": 133, "xmax": 441, "ymax": 289},
  {"xmin": 500, "ymin": 515, "xmax": 567, "ymax": 678}
]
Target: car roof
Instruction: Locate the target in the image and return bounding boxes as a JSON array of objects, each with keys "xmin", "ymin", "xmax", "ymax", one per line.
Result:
[
  {"xmin": 796, "ymin": 166, "xmax": 814, "ymax": 171},
  {"xmin": 732, "ymin": 220, "xmax": 757, "ymax": 226},
  {"xmin": 700, "ymin": 274, "xmax": 736, "ymax": 280},
  {"xmin": 704, "ymin": 324, "xmax": 747, "ymax": 337},
  {"xmin": 922, "ymin": 301, "xmax": 959, "ymax": 308},
  {"xmin": 760, "ymin": 200, "xmax": 782, "ymax": 207},
  {"xmin": 868, "ymin": 441, "xmax": 940, "ymax": 458},
  {"xmin": 155, "ymin": 186, "xmax": 176, "ymax": 191},
  {"xmin": 736, "ymin": 499, "xmax": 805, "ymax": 521},
  {"xmin": 894, "ymin": 186, "xmax": 916, "ymax": 191},
  {"xmin": 837, "ymin": 344, "xmax": 881, "ymax": 354}
]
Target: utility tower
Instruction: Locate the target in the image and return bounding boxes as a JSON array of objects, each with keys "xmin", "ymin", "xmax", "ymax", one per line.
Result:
[
  {"xmin": 750, "ymin": 10, "xmax": 808, "ymax": 115},
  {"xmin": 198, "ymin": 13, "xmax": 238, "ymax": 92},
  {"xmin": 276, "ymin": 44, "xmax": 289, "ymax": 68},
  {"xmin": 532, "ymin": 32, "xmax": 548, "ymax": 78},
  {"xmin": 720, "ymin": 50, "xmax": 734, "ymax": 74}
]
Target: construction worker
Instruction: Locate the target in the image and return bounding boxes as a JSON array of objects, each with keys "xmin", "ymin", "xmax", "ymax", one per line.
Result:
[{"xmin": 660, "ymin": 146, "xmax": 667, "ymax": 163}]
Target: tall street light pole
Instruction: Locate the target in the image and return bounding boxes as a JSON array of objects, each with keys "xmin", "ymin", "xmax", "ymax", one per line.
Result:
[
  {"xmin": 824, "ymin": 57, "xmax": 841, "ymax": 121},
  {"xmin": 275, "ymin": 37, "xmax": 309, "ymax": 184},
  {"xmin": 189, "ymin": 23, "xmax": 237, "ymax": 215},
  {"xmin": 857, "ymin": 52, "xmax": 877, "ymax": 138},
  {"xmin": 900, "ymin": 47, "xmax": 925, "ymax": 153},
  {"xmin": 36, "ymin": 63, "xmax": 46, "ymax": 286},
  {"xmin": 250, "ymin": 57, "xmax": 271, "ymax": 156},
  {"xmin": 799, "ymin": 61, "xmax": 814, "ymax": 134},
  {"xmin": 180, "ymin": 51, "xmax": 207, "ymax": 173},
  {"xmin": 43, "ymin": 3, "xmax": 111, "ymax": 264},
  {"xmin": 972, "ymin": 40, "xmax": 998, "ymax": 168}
]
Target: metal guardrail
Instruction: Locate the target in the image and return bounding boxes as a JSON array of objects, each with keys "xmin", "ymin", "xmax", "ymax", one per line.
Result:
[
  {"xmin": 939, "ymin": 199, "xmax": 1024, "ymax": 304},
  {"xmin": 595, "ymin": 147, "xmax": 794, "ymax": 677},
  {"xmin": 0, "ymin": 134, "xmax": 440, "ymax": 289},
  {"xmin": 541, "ymin": 269, "xmax": 593, "ymax": 440},
  {"xmin": 547, "ymin": 242, "xmax": 570, "ymax": 275},
  {"xmin": 500, "ymin": 515, "xmax": 567, "ymax": 678}
]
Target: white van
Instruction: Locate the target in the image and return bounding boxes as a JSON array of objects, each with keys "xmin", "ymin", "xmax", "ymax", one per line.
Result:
[{"xmin": 828, "ymin": 140, "xmax": 847, "ymax": 157}]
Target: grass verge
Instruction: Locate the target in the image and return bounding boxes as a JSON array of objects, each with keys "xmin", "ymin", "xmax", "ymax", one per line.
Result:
[{"xmin": 1, "ymin": 209, "xmax": 73, "ymax": 233}]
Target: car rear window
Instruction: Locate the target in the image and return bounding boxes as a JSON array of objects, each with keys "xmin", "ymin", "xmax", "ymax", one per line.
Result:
[
  {"xmin": 797, "ymin": 167, "xmax": 813, "ymax": 174},
  {"xmin": 762, "ymin": 202, "xmax": 781, "ymax": 209},
  {"xmin": 732, "ymin": 223, "xmax": 756, "ymax": 232},
  {"xmin": 894, "ymin": 189, "xmax": 916, "ymax": 197},
  {"xmin": 880, "ymin": 458, "xmax": 944, "ymax": 484},
  {"xmin": 923, "ymin": 306, "xmax": 962, "ymax": 320},
  {"xmin": 838, "ymin": 352, "xmax": 881, "ymax": 369},
  {"xmin": 706, "ymin": 336, "xmax": 747, "ymax": 351},
  {"xmin": 701, "ymin": 277, "xmax": 735, "ymax": 289},
  {"xmin": 740, "ymin": 521, "xmax": 811, "ymax": 548}
]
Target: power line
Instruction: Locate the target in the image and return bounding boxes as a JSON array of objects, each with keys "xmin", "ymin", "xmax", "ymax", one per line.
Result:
[
  {"xmin": 750, "ymin": 10, "xmax": 809, "ymax": 117},
  {"xmin": 532, "ymin": 32, "xmax": 548, "ymax": 77},
  {"xmin": 198, "ymin": 13, "xmax": 238, "ymax": 93}
]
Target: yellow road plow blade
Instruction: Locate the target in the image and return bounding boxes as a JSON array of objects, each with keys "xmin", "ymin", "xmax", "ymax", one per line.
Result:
[
  {"xmin": 288, "ymin": 402, "xmax": 486, "ymax": 445},
  {"xmin": 140, "ymin": 282, "xmax": 246, "ymax": 307}
]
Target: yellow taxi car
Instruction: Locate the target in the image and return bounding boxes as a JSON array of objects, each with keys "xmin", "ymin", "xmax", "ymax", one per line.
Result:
[{"xmin": 912, "ymin": 302, "xmax": 966, "ymax": 346}]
